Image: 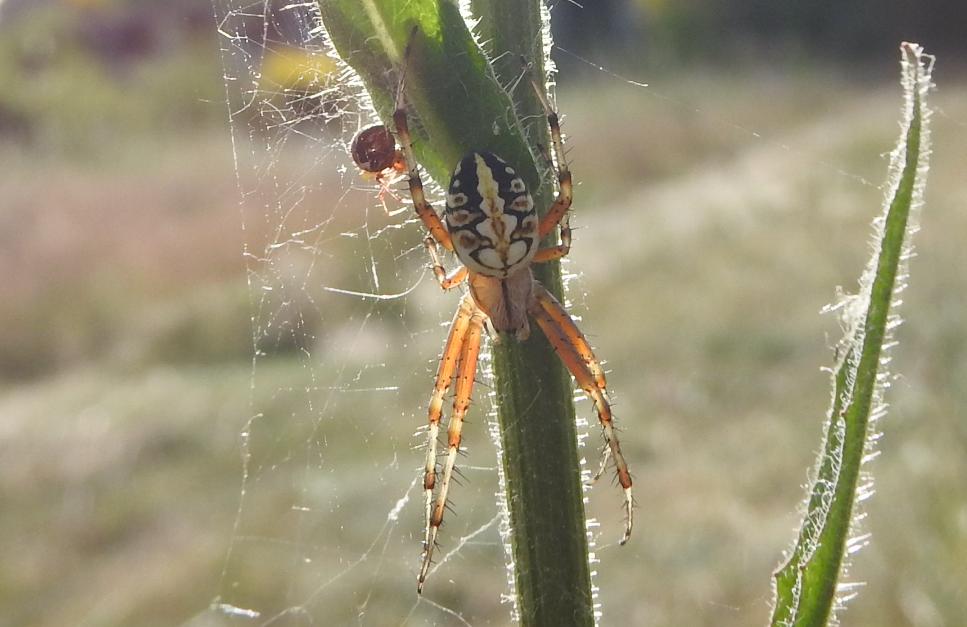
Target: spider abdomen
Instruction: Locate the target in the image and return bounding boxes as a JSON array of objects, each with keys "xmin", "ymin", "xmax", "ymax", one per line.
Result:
[
  {"xmin": 445, "ymin": 151, "xmax": 537, "ymax": 278},
  {"xmin": 351, "ymin": 125, "xmax": 399, "ymax": 173}
]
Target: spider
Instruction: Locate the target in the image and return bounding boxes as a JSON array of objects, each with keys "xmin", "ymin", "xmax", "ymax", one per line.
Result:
[
  {"xmin": 393, "ymin": 80, "xmax": 634, "ymax": 593},
  {"xmin": 350, "ymin": 124, "xmax": 407, "ymax": 213}
]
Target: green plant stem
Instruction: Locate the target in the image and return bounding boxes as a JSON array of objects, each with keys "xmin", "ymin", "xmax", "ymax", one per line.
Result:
[
  {"xmin": 471, "ymin": 2, "xmax": 593, "ymax": 624},
  {"xmin": 770, "ymin": 43, "xmax": 932, "ymax": 627},
  {"xmin": 319, "ymin": 2, "xmax": 592, "ymax": 624}
]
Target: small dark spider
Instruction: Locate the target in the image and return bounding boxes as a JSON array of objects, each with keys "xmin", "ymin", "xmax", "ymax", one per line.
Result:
[
  {"xmin": 351, "ymin": 124, "xmax": 401, "ymax": 173},
  {"xmin": 350, "ymin": 124, "xmax": 407, "ymax": 212}
]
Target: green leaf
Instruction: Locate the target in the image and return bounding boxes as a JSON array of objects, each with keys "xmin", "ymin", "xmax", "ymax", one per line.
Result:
[
  {"xmin": 319, "ymin": 2, "xmax": 594, "ymax": 624},
  {"xmin": 770, "ymin": 43, "xmax": 934, "ymax": 627},
  {"xmin": 320, "ymin": 0, "xmax": 539, "ymax": 193}
]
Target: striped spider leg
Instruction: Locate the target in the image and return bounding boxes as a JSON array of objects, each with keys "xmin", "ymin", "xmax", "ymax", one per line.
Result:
[
  {"xmin": 527, "ymin": 284, "xmax": 633, "ymax": 539},
  {"xmin": 392, "ymin": 72, "xmax": 633, "ymax": 595},
  {"xmin": 527, "ymin": 75, "xmax": 633, "ymax": 517},
  {"xmin": 392, "ymin": 101, "xmax": 478, "ymax": 593},
  {"xmin": 525, "ymin": 76, "xmax": 634, "ymax": 498}
]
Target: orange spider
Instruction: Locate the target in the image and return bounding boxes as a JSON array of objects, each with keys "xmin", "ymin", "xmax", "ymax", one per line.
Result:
[{"xmin": 394, "ymin": 81, "xmax": 634, "ymax": 593}]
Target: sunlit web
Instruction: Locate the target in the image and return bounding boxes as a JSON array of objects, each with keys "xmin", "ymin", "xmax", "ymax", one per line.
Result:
[
  {"xmin": 207, "ymin": 2, "xmax": 548, "ymax": 624},
  {"xmin": 203, "ymin": 2, "xmax": 934, "ymax": 626}
]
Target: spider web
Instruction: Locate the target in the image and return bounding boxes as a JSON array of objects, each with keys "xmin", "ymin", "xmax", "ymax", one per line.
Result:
[
  {"xmin": 205, "ymin": 2, "xmax": 577, "ymax": 624},
  {"xmin": 202, "ymin": 3, "xmax": 967, "ymax": 627}
]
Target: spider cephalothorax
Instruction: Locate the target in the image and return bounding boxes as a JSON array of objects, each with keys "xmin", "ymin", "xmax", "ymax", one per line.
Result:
[{"xmin": 391, "ymin": 79, "xmax": 634, "ymax": 594}]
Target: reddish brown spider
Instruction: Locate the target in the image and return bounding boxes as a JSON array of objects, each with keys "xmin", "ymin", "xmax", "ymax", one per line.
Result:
[
  {"xmin": 394, "ymin": 81, "xmax": 634, "ymax": 593},
  {"xmin": 350, "ymin": 124, "xmax": 407, "ymax": 212}
]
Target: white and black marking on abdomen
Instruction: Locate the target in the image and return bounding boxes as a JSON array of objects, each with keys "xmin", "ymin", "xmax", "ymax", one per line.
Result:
[{"xmin": 445, "ymin": 151, "xmax": 537, "ymax": 278}]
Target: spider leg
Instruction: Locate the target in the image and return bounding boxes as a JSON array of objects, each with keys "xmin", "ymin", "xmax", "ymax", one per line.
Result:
[
  {"xmin": 527, "ymin": 78, "xmax": 573, "ymax": 240},
  {"xmin": 529, "ymin": 284, "xmax": 633, "ymax": 545},
  {"xmin": 532, "ymin": 211, "xmax": 571, "ymax": 263},
  {"xmin": 421, "ymin": 294, "xmax": 475, "ymax": 582},
  {"xmin": 419, "ymin": 301, "xmax": 486, "ymax": 593},
  {"xmin": 424, "ymin": 235, "xmax": 468, "ymax": 290},
  {"xmin": 392, "ymin": 106, "xmax": 454, "ymax": 252},
  {"xmin": 375, "ymin": 171, "xmax": 405, "ymax": 215}
]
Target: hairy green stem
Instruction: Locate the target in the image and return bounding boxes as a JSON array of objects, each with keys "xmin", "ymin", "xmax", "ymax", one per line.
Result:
[
  {"xmin": 770, "ymin": 43, "xmax": 933, "ymax": 627},
  {"xmin": 472, "ymin": 1, "xmax": 593, "ymax": 624},
  {"xmin": 319, "ymin": 1, "xmax": 592, "ymax": 623}
]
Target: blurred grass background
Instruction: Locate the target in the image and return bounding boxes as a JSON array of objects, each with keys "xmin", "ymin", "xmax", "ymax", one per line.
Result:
[{"xmin": 1, "ymin": 1, "xmax": 965, "ymax": 626}]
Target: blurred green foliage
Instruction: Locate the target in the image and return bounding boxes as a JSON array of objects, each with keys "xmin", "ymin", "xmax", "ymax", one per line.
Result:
[
  {"xmin": 0, "ymin": 2, "xmax": 221, "ymax": 157},
  {"xmin": 0, "ymin": 1, "xmax": 241, "ymax": 380},
  {"xmin": 4, "ymin": 70, "xmax": 965, "ymax": 623},
  {"xmin": 1, "ymin": 2, "xmax": 965, "ymax": 625},
  {"xmin": 554, "ymin": 0, "xmax": 965, "ymax": 71}
]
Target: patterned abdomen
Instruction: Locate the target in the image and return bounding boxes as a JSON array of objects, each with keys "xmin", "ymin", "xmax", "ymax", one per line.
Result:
[{"xmin": 445, "ymin": 151, "xmax": 538, "ymax": 278}]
